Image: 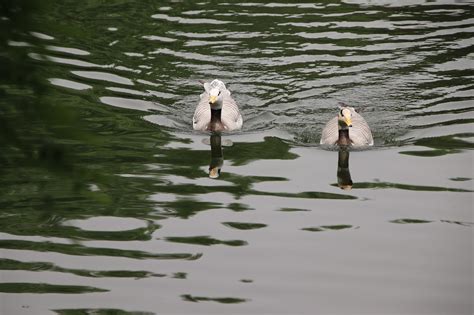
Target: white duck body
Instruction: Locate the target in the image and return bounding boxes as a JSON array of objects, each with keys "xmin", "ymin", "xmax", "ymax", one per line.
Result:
[
  {"xmin": 192, "ymin": 79, "xmax": 243, "ymax": 132},
  {"xmin": 320, "ymin": 106, "xmax": 374, "ymax": 146}
]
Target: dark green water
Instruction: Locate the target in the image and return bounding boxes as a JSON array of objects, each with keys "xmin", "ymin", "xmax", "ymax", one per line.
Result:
[{"xmin": 1, "ymin": 1, "xmax": 473, "ymax": 314}]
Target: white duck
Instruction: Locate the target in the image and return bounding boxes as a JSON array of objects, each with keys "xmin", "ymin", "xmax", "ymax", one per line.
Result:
[
  {"xmin": 320, "ymin": 105, "xmax": 373, "ymax": 146},
  {"xmin": 192, "ymin": 79, "xmax": 243, "ymax": 132}
]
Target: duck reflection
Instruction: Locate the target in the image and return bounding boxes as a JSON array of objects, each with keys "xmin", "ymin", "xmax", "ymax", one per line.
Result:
[
  {"xmin": 208, "ymin": 133, "xmax": 224, "ymax": 179},
  {"xmin": 337, "ymin": 147, "xmax": 353, "ymax": 190}
]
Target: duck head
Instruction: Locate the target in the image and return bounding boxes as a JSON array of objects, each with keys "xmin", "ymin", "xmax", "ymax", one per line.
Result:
[
  {"xmin": 208, "ymin": 87, "xmax": 223, "ymax": 110},
  {"xmin": 338, "ymin": 107, "xmax": 352, "ymax": 130}
]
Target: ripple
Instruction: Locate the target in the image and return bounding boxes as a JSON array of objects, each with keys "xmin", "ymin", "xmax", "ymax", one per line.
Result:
[
  {"xmin": 142, "ymin": 35, "xmax": 177, "ymax": 43},
  {"xmin": 46, "ymin": 45, "xmax": 90, "ymax": 56},
  {"xmin": 181, "ymin": 294, "xmax": 247, "ymax": 304},
  {"xmin": 0, "ymin": 283, "xmax": 107, "ymax": 294},
  {"xmin": 0, "ymin": 258, "xmax": 164, "ymax": 279},
  {"xmin": 100, "ymin": 97, "xmax": 169, "ymax": 112},
  {"xmin": 349, "ymin": 181, "xmax": 472, "ymax": 192},
  {"xmin": 0, "ymin": 240, "xmax": 202, "ymax": 260},
  {"xmin": 48, "ymin": 78, "xmax": 92, "ymax": 91},
  {"xmin": 278, "ymin": 208, "xmax": 311, "ymax": 212},
  {"xmin": 165, "ymin": 235, "xmax": 247, "ymax": 247},
  {"xmin": 302, "ymin": 225, "xmax": 355, "ymax": 232},
  {"xmin": 151, "ymin": 13, "xmax": 233, "ymax": 25},
  {"xmin": 30, "ymin": 53, "xmax": 103, "ymax": 68},
  {"xmin": 222, "ymin": 222, "xmax": 267, "ymax": 230},
  {"xmin": 62, "ymin": 216, "xmax": 148, "ymax": 232},
  {"xmin": 55, "ymin": 309, "xmax": 154, "ymax": 315},
  {"xmin": 296, "ymin": 31, "xmax": 390, "ymax": 40},
  {"xmin": 30, "ymin": 31, "xmax": 54, "ymax": 40},
  {"xmin": 106, "ymin": 86, "xmax": 149, "ymax": 96},
  {"xmin": 390, "ymin": 218, "xmax": 432, "ymax": 224},
  {"xmin": 72, "ymin": 71, "xmax": 133, "ymax": 85}
]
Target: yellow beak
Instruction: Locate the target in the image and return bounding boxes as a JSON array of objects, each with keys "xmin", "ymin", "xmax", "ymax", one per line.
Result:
[
  {"xmin": 344, "ymin": 117, "xmax": 352, "ymax": 127},
  {"xmin": 209, "ymin": 95, "xmax": 217, "ymax": 104}
]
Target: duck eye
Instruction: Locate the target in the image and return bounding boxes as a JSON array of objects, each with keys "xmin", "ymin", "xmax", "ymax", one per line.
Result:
[{"xmin": 218, "ymin": 91, "xmax": 221, "ymax": 95}]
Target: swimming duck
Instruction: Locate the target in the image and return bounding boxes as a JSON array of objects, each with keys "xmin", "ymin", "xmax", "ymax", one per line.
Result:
[
  {"xmin": 320, "ymin": 105, "xmax": 373, "ymax": 146},
  {"xmin": 192, "ymin": 79, "xmax": 243, "ymax": 132}
]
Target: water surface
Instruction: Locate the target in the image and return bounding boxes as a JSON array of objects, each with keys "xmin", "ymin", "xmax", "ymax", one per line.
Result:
[{"xmin": 1, "ymin": 1, "xmax": 473, "ymax": 314}]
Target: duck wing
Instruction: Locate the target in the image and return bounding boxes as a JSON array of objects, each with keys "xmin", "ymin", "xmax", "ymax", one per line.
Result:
[
  {"xmin": 320, "ymin": 116, "xmax": 339, "ymax": 145},
  {"xmin": 192, "ymin": 92, "xmax": 211, "ymax": 131},
  {"xmin": 349, "ymin": 110, "xmax": 373, "ymax": 146},
  {"xmin": 221, "ymin": 91, "xmax": 243, "ymax": 131}
]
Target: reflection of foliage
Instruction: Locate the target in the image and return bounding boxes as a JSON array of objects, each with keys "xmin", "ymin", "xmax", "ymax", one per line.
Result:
[
  {"xmin": 390, "ymin": 219, "xmax": 432, "ymax": 224},
  {"xmin": 165, "ymin": 235, "xmax": 247, "ymax": 247},
  {"xmin": 54, "ymin": 309, "xmax": 155, "ymax": 315},
  {"xmin": 0, "ymin": 282, "xmax": 107, "ymax": 294},
  {"xmin": 0, "ymin": 239, "xmax": 202, "ymax": 260},
  {"xmin": 181, "ymin": 294, "xmax": 247, "ymax": 304},
  {"xmin": 159, "ymin": 198, "xmax": 222, "ymax": 219},
  {"xmin": 343, "ymin": 181, "xmax": 472, "ymax": 192},
  {"xmin": 0, "ymin": 213, "xmax": 160, "ymax": 240},
  {"xmin": 222, "ymin": 222, "xmax": 267, "ymax": 230},
  {"xmin": 225, "ymin": 137, "xmax": 299, "ymax": 166},
  {"xmin": 0, "ymin": 258, "xmax": 165, "ymax": 279},
  {"xmin": 0, "ymin": 0, "xmax": 74, "ymax": 171},
  {"xmin": 302, "ymin": 225, "xmax": 354, "ymax": 232},
  {"xmin": 0, "ymin": 0, "xmax": 168, "ymax": 242},
  {"xmin": 400, "ymin": 133, "xmax": 474, "ymax": 157},
  {"xmin": 1, "ymin": 0, "xmax": 89, "ymax": 216}
]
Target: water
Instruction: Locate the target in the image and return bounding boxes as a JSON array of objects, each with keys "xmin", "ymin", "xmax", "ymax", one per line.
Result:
[{"xmin": 1, "ymin": 1, "xmax": 473, "ymax": 314}]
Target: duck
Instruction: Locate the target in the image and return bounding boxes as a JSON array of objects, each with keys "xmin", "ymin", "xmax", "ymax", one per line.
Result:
[
  {"xmin": 192, "ymin": 79, "xmax": 243, "ymax": 132},
  {"xmin": 320, "ymin": 104, "xmax": 373, "ymax": 146}
]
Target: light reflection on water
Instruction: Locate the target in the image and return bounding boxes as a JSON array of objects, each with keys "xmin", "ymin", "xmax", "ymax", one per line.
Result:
[{"xmin": 0, "ymin": 0, "xmax": 473, "ymax": 314}]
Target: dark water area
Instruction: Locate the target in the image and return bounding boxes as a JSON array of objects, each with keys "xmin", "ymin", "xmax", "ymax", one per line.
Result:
[{"xmin": 0, "ymin": 1, "xmax": 473, "ymax": 314}]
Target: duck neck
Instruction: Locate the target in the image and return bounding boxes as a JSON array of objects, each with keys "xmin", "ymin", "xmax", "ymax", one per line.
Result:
[
  {"xmin": 208, "ymin": 109, "xmax": 224, "ymax": 131},
  {"xmin": 211, "ymin": 108, "xmax": 221, "ymax": 122},
  {"xmin": 338, "ymin": 128, "xmax": 351, "ymax": 146}
]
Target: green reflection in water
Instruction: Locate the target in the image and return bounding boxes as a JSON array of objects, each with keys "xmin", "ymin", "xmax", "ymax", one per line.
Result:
[
  {"xmin": 0, "ymin": 283, "xmax": 107, "ymax": 294},
  {"xmin": 278, "ymin": 208, "xmax": 311, "ymax": 212},
  {"xmin": 54, "ymin": 309, "xmax": 154, "ymax": 315},
  {"xmin": 400, "ymin": 133, "xmax": 474, "ymax": 157},
  {"xmin": 450, "ymin": 177, "xmax": 471, "ymax": 182},
  {"xmin": 0, "ymin": 240, "xmax": 202, "ymax": 260},
  {"xmin": 344, "ymin": 181, "xmax": 472, "ymax": 192},
  {"xmin": 155, "ymin": 182, "xmax": 357, "ymax": 201},
  {"xmin": 0, "ymin": 259, "xmax": 165, "ymax": 279},
  {"xmin": 172, "ymin": 272, "xmax": 187, "ymax": 279},
  {"xmin": 181, "ymin": 294, "xmax": 247, "ymax": 304},
  {"xmin": 391, "ymin": 219, "xmax": 473, "ymax": 226},
  {"xmin": 0, "ymin": 0, "xmax": 173, "ymax": 246},
  {"xmin": 390, "ymin": 219, "xmax": 432, "ymax": 224},
  {"xmin": 224, "ymin": 137, "xmax": 299, "ymax": 166},
  {"xmin": 441, "ymin": 220, "xmax": 474, "ymax": 227},
  {"xmin": 240, "ymin": 279, "xmax": 253, "ymax": 283},
  {"xmin": 222, "ymin": 222, "xmax": 267, "ymax": 230},
  {"xmin": 302, "ymin": 225, "xmax": 354, "ymax": 232},
  {"xmin": 157, "ymin": 198, "xmax": 222, "ymax": 219},
  {"xmin": 227, "ymin": 203, "xmax": 253, "ymax": 212},
  {"xmin": 165, "ymin": 236, "xmax": 247, "ymax": 247},
  {"xmin": 0, "ymin": 216, "xmax": 159, "ymax": 241}
]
